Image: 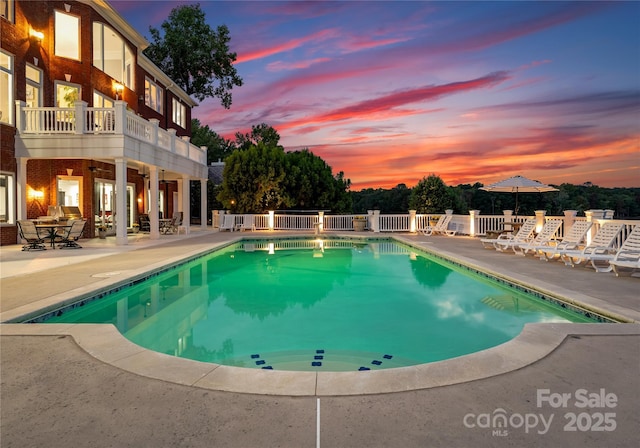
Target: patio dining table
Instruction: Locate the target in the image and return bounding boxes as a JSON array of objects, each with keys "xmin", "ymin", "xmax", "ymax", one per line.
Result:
[
  {"xmin": 35, "ymin": 223, "xmax": 72, "ymax": 249},
  {"xmin": 501, "ymin": 221, "xmax": 523, "ymax": 234}
]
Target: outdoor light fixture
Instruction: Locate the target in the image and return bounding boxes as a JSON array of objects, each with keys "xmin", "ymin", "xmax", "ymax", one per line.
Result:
[
  {"xmin": 29, "ymin": 28, "xmax": 44, "ymax": 43},
  {"xmin": 114, "ymin": 83, "xmax": 124, "ymax": 100}
]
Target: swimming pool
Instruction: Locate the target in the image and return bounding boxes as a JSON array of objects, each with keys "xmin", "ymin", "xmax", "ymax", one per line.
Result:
[{"xmin": 43, "ymin": 237, "xmax": 595, "ymax": 371}]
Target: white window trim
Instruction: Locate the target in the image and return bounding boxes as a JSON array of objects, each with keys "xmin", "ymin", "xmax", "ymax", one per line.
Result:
[
  {"xmin": 0, "ymin": 49, "xmax": 14, "ymax": 125},
  {"xmin": 172, "ymin": 98, "xmax": 186, "ymax": 128},
  {"xmin": 0, "ymin": 171, "xmax": 15, "ymax": 225},
  {"xmin": 145, "ymin": 76, "xmax": 163, "ymax": 114},
  {"xmin": 25, "ymin": 63, "xmax": 43, "ymax": 108}
]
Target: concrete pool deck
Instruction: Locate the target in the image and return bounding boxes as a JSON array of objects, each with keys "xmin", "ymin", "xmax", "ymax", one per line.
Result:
[{"xmin": 1, "ymin": 229, "xmax": 639, "ymax": 447}]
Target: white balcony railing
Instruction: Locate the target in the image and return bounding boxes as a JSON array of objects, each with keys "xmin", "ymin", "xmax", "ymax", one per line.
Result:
[{"xmin": 15, "ymin": 100, "xmax": 206, "ymax": 166}]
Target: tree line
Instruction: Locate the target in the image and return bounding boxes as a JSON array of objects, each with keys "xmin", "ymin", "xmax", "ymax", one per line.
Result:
[{"xmin": 352, "ymin": 175, "xmax": 640, "ymax": 218}]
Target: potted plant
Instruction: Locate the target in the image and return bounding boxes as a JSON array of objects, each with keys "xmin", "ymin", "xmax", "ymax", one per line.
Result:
[
  {"xmin": 97, "ymin": 225, "xmax": 107, "ymax": 239},
  {"xmin": 429, "ymin": 215, "xmax": 441, "ymax": 228},
  {"xmin": 132, "ymin": 223, "xmax": 140, "ymax": 233},
  {"xmin": 353, "ymin": 216, "xmax": 367, "ymax": 232}
]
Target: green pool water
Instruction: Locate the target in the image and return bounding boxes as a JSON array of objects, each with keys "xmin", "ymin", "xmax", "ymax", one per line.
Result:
[{"xmin": 43, "ymin": 238, "xmax": 594, "ymax": 371}]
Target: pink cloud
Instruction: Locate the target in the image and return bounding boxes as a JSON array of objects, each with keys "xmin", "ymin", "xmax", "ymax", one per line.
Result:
[
  {"xmin": 266, "ymin": 58, "xmax": 332, "ymax": 72},
  {"xmin": 235, "ymin": 29, "xmax": 339, "ymax": 63}
]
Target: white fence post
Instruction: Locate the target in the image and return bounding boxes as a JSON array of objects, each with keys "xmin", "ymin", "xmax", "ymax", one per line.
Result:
[
  {"xmin": 409, "ymin": 210, "xmax": 416, "ymax": 233},
  {"xmin": 585, "ymin": 210, "xmax": 605, "ymax": 245},
  {"xmin": 268, "ymin": 211, "xmax": 275, "ymax": 231},
  {"xmin": 74, "ymin": 100, "xmax": 87, "ymax": 134},
  {"xmin": 469, "ymin": 210, "xmax": 480, "ymax": 237},
  {"xmin": 114, "ymin": 100, "xmax": 127, "ymax": 134},
  {"xmin": 534, "ymin": 210, "xmax": 546, "ymax": 233},
  {"xmin": 563, "ymin": 210, "xmax": 577, "ymax": 238}
]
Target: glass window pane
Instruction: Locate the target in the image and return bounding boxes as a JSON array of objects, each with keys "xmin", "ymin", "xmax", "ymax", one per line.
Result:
[{"xmin": 55, "ymin": 11, "xmax": 80, "ymax": 60}]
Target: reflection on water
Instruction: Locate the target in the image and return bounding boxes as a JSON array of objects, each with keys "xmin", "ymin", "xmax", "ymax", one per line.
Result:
[{"xmin": 45, "ymin": 238, "xmax": 593, "ymax": 370}]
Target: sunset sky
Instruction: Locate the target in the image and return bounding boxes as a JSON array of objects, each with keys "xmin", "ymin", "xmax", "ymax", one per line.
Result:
[{"xmin": 111, "ymin": 0, "xmax": 640, "ymax": 190}]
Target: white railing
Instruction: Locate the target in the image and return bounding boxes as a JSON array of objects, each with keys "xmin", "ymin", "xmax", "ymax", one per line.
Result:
[
  {"xmin": 212, "ymin": 210, "xmax": 638, "ymax": 238},
  {"xmin": 15, "ymin": 100, "xmax": 207, "ymax": 166}
]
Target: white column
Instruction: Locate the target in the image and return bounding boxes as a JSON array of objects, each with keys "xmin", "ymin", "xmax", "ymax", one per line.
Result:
[
  {"xmin": 114, "ymin": 158, "xmax": 128, "ymax": 245},
  {"xmin": 181, "ymin": 176, "xmax": 190, "ymax": 233},
  {"xmin": 16, "ymin": 158, "xmax": 27, "ymax": 243},
  {"xmin": 149, "ymin": 166, "xmax": 160, "ymax": 239},
  {"xmin": 200, "ymin": 179, "xmax": 208, "ymax": 230}
]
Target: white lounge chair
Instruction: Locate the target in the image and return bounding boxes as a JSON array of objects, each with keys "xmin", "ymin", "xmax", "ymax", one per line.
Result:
[
  {"xmin": 610, "ymin": 232, "xmax": 640, "ymax": 276},
  {"xmin": 559, "ymin": 222, "xmax": 625, "ymax": 272},
  {"xmin": 219, "ymin": 214, "xmax": 236, "ymax": 232},
  {"xmin": 239, "ymin": 214, "xmax": 255, "ymax": 231},
  {"xmin": 593, "ymin": 225, "xmax": 640, "ymax": 275},
  {"xmin": 535, "ymin": 221, "xmax": 593, "ymax": 261},
  {"xmin": 422, "ymin": 214, "xmax": 456, "ymax": 236},
  {"xmin": 512, "ymin": 219, "xmax": 564, "ymax": 256},
  {"xmin": 481, "ymin": 218, "xmax": 536, "ymax": 251}
]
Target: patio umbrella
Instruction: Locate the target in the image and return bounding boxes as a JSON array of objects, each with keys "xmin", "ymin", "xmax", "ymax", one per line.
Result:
[{"xmin": 480, "ymin": 175, "xmax": 558, "ymax": 216}]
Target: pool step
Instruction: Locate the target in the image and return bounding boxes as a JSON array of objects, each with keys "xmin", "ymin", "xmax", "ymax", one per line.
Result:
[{"xmin": 224, "ymin": 349, "xmax": 418, "ymax": 372}]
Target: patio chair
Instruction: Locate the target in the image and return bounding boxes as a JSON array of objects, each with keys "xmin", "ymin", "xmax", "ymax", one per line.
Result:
[
  {"xmin": 422, "ymin": 214, "xmax": 456, "ymax": 236},
  {"xmin": 535, "ymin": 221, "xmax": 592, "ymax": 262},
  {"xmin": 138, "ymin": 214, "xmax": 150, "ymax": 232},
  {"xmin": 17, "ymin": 220, "xmax": 46, "ymax": 251},
  {"xmin": 512, "ymin": 219, "xmax": 564, "ymax": 256},
  {"xmin": 57, "ymin": 220, "xmax": 86, "ymax": 249},
  {"xmin": 480, "ymin": 218, "xmax": 536, "ymax": 251},
  {"xmin": 558, "ymin": 222, "xmax": 626, "ymax": 271},
  {"xmin": 163, "ymin": 212, "xmax": 183, "ymax": 234}
]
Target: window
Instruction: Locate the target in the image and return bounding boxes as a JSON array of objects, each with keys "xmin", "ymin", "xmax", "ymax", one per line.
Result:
[
  {"xmin": 93, "ymin": 22, "xmax": 134, "ymax": 89},
  {"xmin": 55, "ymin": 11, "xmax": 80, "ymax": 60},
  {"xmin": 55, "ymin": 82, "xmax": 80, "ymax": 108},
  {"xmin": 0, "ymin": 172, "xmax": 15, "ymax": 224},
  {"xmin": 145, "ymin": 77, "xmax": 163, "ymax": 114},
  {"xmin": 93, "ymin": 90, "xmax": 114, "ymax": 108},
  {"xmin": 25, "ymin": 64, "xmax": 42, "ymax": 108},
  {"xmin": 172, "ymin": 98, "xmax": 186, "ymax": 128},
  {"xmin": 1, "ymin": 0, "xmax": 14, "ymax": 22},
  {"xmin": 0, "ymin": 50, "xmax": 13, "ymax": 125}
]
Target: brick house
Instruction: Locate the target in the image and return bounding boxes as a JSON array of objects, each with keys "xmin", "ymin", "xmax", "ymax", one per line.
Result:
[{"xmin": 1, "ymin": 0, "xmax": 209, "ymax": 246}]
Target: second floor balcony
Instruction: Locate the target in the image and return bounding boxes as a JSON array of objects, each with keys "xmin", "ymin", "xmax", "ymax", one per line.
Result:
[{"xmin": 14, "ymin": 100, "xmax": 208, "ymax": 179}]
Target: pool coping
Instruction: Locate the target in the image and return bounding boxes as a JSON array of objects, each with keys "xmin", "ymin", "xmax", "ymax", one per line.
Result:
[
  {"xmin": 2, "ymin": 322, "xmax": 638, "ymax": 396},
  {"xmin": 2, "ymin": 233, "xmax": 639, "ymax": 396}
]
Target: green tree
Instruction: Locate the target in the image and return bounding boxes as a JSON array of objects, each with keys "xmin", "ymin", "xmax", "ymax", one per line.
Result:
[
  {"xmin": 235, "ymin": 123, "xmax": 282, "ymax": 150},
  {"xmin": 409, "ymin": 174, "xmax": 455, "ymax": 213},
  {"xmin": 144, "ymin": 4, "xmax": 243, "ymax": 107},
  {"xmin": 217, "ymin": 142, "xmax": 290, "ymax": 213},
  {"xmin": 283, "ymin": 150, "xmax": 352, "ymax": 212},
  {"xmin": 191, "ymin": 119, "xmax": 235, "ymax": 164}
]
